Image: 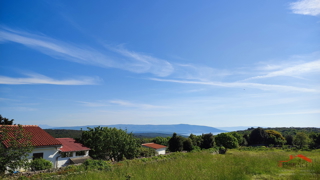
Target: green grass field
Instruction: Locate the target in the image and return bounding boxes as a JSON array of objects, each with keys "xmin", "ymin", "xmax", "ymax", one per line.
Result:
[{"xmin": 59, "ymin": 149, "xmax": 319, "ymax": 180}]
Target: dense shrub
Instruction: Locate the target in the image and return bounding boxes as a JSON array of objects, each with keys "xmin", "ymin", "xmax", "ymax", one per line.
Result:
[
  {"xmin": 30, "ymin": 158, "xmax": 52, "ymax": 170},
  {"xmin": 82, "ymin": 159, "xmax": 112, "ymax": 171},
  {"xmin": 138, "ymin": 147, "xmax": 156, "ymax": 157}
]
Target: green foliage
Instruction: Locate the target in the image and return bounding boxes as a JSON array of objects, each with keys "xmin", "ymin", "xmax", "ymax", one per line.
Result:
[
  {"xmin": 215, "ymin": 133, "xmax": 238, "ymax": 151},
  {"xmin": 151, "ymin": 136, "xmax": 170, "ymax": 146},
  {"xmin": 188, "ymin": 134, "xmax": 202, "ymax": 147},
  {"xmin": 0, "ymin": 125, "xmax": 34, "ymax": 174},
  {"xmin": 82, "ymin": 159, "xmax": 112, "ymax": 171},
  {"xmin": 0, "ymin": 115, "xmax": 14, "ymax": 125},
  {"xmin": 190, "ymin": 146, "xmax": 201, "ymax": 152},
  {"xmin": 285, "ymin": 135, "xmax": 294, "ymax": 145},
  {"xmin": 138, "ymin": 147, "xmax": 156, "ymax": 157},
  {"xmin": 309, "ymin": 133, "xmax": 320, "ymax": 149},
  {"xmin": 79, "ymin": 126, "xmax": 140, "ymax": 161},
  {"xmin": 249, "ymin": 127, "xmax": 269, "ymax": 145},
  {"xmin": 238, "ymin": 127, "xmax": 320, "ymax": 137},
  {"xmin": 293, "ymin": 132, "xmax": 310, "ymax": 149},
  {"xmin": 265, "ymin": 130, "xmax": 286, "ymax": 146},
  {"xmin": 182, "ymin": 138, "xmax": 193, "ymax": 152},
  {"xmin": 168, "ymin": 133, "xmax": 184, "ymax": 152},
  {"xmin": 30, "ymin": 158, "xmax": 52, "ymax": 170},
  {"xmin": 228, "ymin": 132, "xmax": 243, "ymax": 146},
  {"xmin": 200, "ymin": 133, "xmax": 214, "ymax": 149}
]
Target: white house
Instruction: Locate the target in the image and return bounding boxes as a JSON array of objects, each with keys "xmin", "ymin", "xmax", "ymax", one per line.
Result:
[
  {"xmin": 1, "ymin": 125, "xmax": 91, "ymax": 171},
  {"xmin": 141, "ymin": 143, "xmax": 167, "ymax": 155},
  {"xmin": 56, "ymin": 138, "xmax": 91, "ymax": 168}
]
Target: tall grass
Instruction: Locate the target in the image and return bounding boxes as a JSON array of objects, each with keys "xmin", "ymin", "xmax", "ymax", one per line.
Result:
[{"xmin": 59, "ymin": 149, "xmax": 319, "ymax": 180}]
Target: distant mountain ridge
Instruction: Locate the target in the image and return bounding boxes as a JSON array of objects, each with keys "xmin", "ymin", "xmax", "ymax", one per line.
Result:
[{"xmin": 46, "ymin": 124, "xmax": 227, "ymax": 135}]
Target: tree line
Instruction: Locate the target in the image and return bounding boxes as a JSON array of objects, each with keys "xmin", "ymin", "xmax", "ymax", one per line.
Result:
[{"xmin": 163, "ymin": 127, "xmax": 320, "ymax": 153}]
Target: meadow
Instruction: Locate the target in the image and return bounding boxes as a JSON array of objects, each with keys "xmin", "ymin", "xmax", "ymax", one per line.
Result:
[{"xmin": 50, "ymin": 148, "xmax": 320, "ymax": 180}]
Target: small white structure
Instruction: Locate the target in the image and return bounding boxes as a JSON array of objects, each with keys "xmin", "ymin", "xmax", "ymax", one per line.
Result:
[
  {"xmin": 142, "ymin": 143, "xmax": 167, "ymax": 155},
  {"xmin": 56, "ymin": 138, "xmax": 91, "ymax": 168}
]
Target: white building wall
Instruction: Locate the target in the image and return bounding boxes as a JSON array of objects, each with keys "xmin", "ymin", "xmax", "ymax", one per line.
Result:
[
  {"xmin": 155, "ymin": 148, "xmax": 166, "ymax": 155},
  {"xmin": 23, "ymin": 146, "xmax": 61, "ymax": 171}
]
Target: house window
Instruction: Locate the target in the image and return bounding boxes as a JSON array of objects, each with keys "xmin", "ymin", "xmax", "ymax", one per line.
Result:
[
  {"xmin": 33, "ymin": 153, "xmax": 44, "ymax": 160},
  {"xmin": 76, "ymin": 151, "xmax": 86, "ymax": 156},
  {"xmin": 61, "ymin": 152, "xmax": 73, "ymax": 158}
]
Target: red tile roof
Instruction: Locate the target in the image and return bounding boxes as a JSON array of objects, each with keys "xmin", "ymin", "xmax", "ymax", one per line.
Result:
[
  {"xmin": 142, "ymin": 143, "xmax": 167, "ymax": 149},
  {"xmin": 0, "ymin": 125, "xmax": 62, "ymax": 148},
  {"xmin": 57, "ymin": 138, "xmax": 90, "ymax": 152}
]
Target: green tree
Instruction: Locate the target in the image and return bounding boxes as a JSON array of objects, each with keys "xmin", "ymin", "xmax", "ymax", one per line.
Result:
[
  {"xmin": 265, "ymin": 130, "xmax": 286, "ymax": 146},
  {"xmin": 285, "ymin": 135, "xmax": 294, "ymax": 145},
  {"xmin": 228, "ymin": 132, "xmax": 243, "ymax": 146},
  {"xmin": 0, "ymin": 125, "xmax": 34, "ymax": 174},
  {"xmin": 189, "ymin": 134, "xmax": 202, "ymax": 147},
  {"xmin": 249, "ymin": 127, "xmax": 269, "ymax": 145},
  {"xmin": 0, "ymin": 115, "xmax": 14, "ymax": 125},
  {"xmin": 183, "ymin": 138, "xmax": 193, "ymax": 152},
  {"xmin": 215, "ymin": 133, "xmax": 238, "ymax": 152},
  {"xmin": 168, "ymin": 133, "xmax": 184, "ymax": 152},
  {"xmin": 152, "ymin": 137, "xmax": 170, "ymax": 146},
  {"xmin": 243, "ymin": 134, "xmax": 250, "ymax": 145},
  {"xmin": 80, "ymin": 126, "xmax": 140, "ymax": 161},
  {"xmin": 293, "ymin": 132, "xmax": 310, "ymax": 149},
  {"xmin": 309, "ymin": 133, "xmax": 320, "ymax": 149},
  {"xmin": 200, "ymin": 133, "xmax": 214, "ymax": 149}
]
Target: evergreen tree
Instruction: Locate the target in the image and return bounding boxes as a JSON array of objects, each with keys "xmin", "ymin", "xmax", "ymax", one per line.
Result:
[
  {"xmin": 200, "ymin": 133, "xmax": 214, "ymax": 149},
  {"xmin": 249, "ymin": 127, "xmax": 269, "ymax": 145},
  {"xmin": 168, "ymin": 133, "xmax": 184, "ymax": 152},
  {"xmin": 183, "ymin": 138, "xmax": 193, "ymax": 152}
]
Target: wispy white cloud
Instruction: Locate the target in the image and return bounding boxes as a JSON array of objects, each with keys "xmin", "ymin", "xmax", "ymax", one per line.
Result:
[
  {"xmin": 78, "ymin": 100, "xmax": 166, "ymax": 109},
  {"xmin": 150, "ymin": 78, "xmax": 317, "ymax": 92},
  {"xmin": 289, "ymin": 0, "xmax": 320, "ymax": 16},
  {"xmin": 1, "ymin": 106, "xmax": 38, "ymax": 111},
  {"xmin": 107, "ymin": 46, "xmax": 174, "ymax": 77},
  {"xmin": 171, "ymin": 63, "xmax": 231, "ymax": 81},
  {"xmin": 0, "ymin": 72, "xmax": 100, "ymax": 85},
  {"xmin": 109, "ymin": 100, "xmax": 166, "ymax": 109},
  {"xmin": 0, "ymin": 27, "xmax": 173, "ymax": 77},
  {"xmin": 245, "ymin": 60, "xmax": 320, "ymax": 80},
  {"xmin": 77, "ymin": 101, "xmax": 108, "ymax": 107}
]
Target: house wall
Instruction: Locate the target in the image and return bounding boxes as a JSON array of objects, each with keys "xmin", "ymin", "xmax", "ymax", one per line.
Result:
[
  {"xmin": 28, "ymin": 146, "xmax": 61, "ymax": 169},
  {"xmin": 155, "ymin": 148, "xmax": 166, "ymax": 155},
  {"xmin": 57, "ymin": 150, "xmax": 90, "ymax": 168}
]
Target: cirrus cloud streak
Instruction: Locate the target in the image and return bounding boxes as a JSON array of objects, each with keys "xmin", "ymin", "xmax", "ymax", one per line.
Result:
[{"xmin": 0, "ymin": 73, "xmax": 100, "ymax": 85}]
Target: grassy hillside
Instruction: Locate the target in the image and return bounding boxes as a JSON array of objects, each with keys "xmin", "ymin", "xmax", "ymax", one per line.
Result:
[{"xmin": 18, "ymin": 149, "xmax": 319, "ymax": 180}]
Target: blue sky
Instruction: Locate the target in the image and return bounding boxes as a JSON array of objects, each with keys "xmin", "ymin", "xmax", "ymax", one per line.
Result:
[{"xmin": 0, "ymin": 0, "xmax": 319, "ymax": 127}]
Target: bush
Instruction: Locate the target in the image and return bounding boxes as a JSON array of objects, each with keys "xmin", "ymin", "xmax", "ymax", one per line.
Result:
[
  {"xmin": 191, "ymin": 146, "xmax": 201, "ymax": 153},
  {"xmin": 138, "ymin": 147, "xmax": 156, "ymax": 157},
  {"xmin": 82, "ymin": 159, "xmax": 112, "ymax": 171},
  {"xmin": 30, "ymin": 158, "xmax": 52, "ymax": 171}
]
